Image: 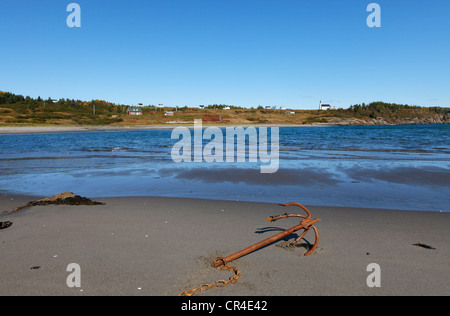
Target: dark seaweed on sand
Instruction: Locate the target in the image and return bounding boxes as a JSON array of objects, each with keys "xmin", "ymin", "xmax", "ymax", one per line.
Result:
[
  {"xmin": 413, "ymin": 243, "xmax": 436, "ymax": 250},
  {"xmin": 3, "ymin": 192, "xmax": 105, "ymax": 214}
]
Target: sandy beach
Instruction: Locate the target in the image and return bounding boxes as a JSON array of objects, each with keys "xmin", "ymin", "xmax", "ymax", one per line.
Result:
[
  {"xmin": 0, "ymin": 125, "xmax": 175, "ymax": 134},
  {"xmin": 0, "ymin": 124, "xmax": 308, "ymax": 135},
  {"xmin": 1, "ymin": 194, "xmax": 449, "ymax": 296}
]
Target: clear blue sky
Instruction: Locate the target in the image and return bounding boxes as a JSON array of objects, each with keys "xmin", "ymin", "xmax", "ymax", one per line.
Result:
[{"xmin": 1, "ymin": 0, "xmax": 449, "ymax": 109}]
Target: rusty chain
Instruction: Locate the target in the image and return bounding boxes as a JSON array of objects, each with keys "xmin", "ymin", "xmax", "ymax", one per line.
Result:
[{"xmin": 178, "ymin": 262, "xmax": 241, "ymax": 296}]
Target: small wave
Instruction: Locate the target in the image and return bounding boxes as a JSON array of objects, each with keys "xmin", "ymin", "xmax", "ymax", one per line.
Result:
[
  {"xmin": 0, "ymin": 154, "xmax": 148, "ymax": 162},
  {"xmin": 80, "ymin": 146, "xmax": 132, "ymax": 152},
  {"xmin": 278, "ymin": 146, "xmax": 443, "ymax": 154}
]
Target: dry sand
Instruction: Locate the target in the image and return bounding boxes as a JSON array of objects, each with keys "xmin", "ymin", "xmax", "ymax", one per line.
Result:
[
  {"xmin": 0, "ymin": 125, "xmax": 173, "ymax": 134},
  {"xmin": 0, "ymin": 124, "xmax": 310, "ymax": 135},
  {"xmin": 0, "ymin": 194, "xmax": 449, "ymax": 296}
]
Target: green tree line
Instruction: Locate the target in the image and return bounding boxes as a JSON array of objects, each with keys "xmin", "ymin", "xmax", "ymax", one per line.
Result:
[
  {"xmin": 0, "ymin": 92, "xmax": 126, "ymax": 125},
  {"xmin": 348, "ymin": 101, "xmax": 449, "ymax": 119}
]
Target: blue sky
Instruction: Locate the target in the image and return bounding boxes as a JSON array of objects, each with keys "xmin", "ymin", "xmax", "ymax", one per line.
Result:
[{"xmin": 1, "ymin": 0, "xmax": 449, "ymax": 109}]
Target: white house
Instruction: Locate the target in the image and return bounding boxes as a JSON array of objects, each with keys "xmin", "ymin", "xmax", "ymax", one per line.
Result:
[{"xmin": 319, "ymin": 101, "xmax": 335, "ymax": 110}]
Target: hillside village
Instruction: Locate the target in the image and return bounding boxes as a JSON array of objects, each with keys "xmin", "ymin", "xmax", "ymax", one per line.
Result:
[{"xmin": 0, "ymin": 92, "xmax": 448, "ymax": 127}]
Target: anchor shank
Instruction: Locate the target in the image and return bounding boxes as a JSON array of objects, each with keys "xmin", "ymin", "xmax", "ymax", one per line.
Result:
[{"xmin": 213, "ymin": 223, "xmax": 306, "ymax": 267}]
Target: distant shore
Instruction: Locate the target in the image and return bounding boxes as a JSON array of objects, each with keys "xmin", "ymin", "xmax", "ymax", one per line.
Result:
[
  {"xmin": 1, "ymin": 194, "xmax": 449, "ymax": 295},
  {"xmin": 0, "ymin": 125, "xmax": 172, "ymax": 134},
  {"xmin": 0, "ymin": 121, "xmax": 448, "ymax": 135},
  {"xmin": 0, "ymin": 124, "xmax": 308, "ymax": 135}
]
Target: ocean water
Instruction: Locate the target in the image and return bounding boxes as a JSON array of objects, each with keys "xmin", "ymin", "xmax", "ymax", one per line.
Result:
[{"xmin": 0, "ymin": 124, "xmax": 449, "ymax": 212}]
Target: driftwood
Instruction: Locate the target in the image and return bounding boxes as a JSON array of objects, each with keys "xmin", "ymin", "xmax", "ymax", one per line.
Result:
[{"xmin": 3, "ymin": 192, "xmax": 105, "ymax": 215}]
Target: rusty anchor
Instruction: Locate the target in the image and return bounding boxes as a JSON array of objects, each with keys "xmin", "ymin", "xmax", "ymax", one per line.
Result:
[
  {"xmin": 212, "ymin": 202, "xmax": 320, "ymax": 268},
  {"xmin": 179, "ymin": 202, "xmax": 320, "ymax": 296}
]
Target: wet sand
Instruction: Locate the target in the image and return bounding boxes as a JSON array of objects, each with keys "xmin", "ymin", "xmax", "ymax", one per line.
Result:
[{"xmin": 0, "ymin": 194, "xmax": 449, "ymax": 296}]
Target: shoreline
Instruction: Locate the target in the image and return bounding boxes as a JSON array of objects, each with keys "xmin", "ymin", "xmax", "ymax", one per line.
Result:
[
  {"xmin": 1, "ymin": 194, "xmax": 449, "ymax": 296},
  {"xmin": 1, "ymin": 192, "xmax": 445, "ymax": 214},
  {"xmin": 2, "ymin": 186, "xmax": 448, "ymax": 214},
  {"xmin": 0, "ymin": 124, "xmax": 306, "ymax": 135},
  {"xmin": 0, "ymin": 122, "xmax": 448, "ymax": 135}
]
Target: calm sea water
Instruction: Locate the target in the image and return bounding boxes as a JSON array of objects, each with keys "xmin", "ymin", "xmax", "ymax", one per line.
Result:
[{"xmin": 0, "ymin": 124, "xmax": 449, "ymax": 212}]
